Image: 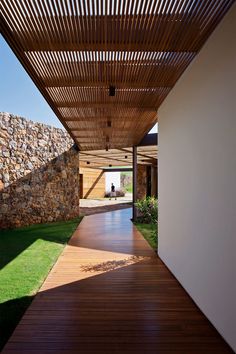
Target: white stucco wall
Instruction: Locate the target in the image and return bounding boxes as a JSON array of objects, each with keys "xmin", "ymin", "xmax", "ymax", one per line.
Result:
[
  {"xmin": 105, "ymin": 172, "xmax": 121, "ymax": 192},
  {"xmin": 158, "ymin": 4, "xmax": 236, "ymax": 351}
]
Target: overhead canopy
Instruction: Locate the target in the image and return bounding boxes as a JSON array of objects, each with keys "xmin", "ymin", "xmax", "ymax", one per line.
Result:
[
  {"xmin": 0, "ymin": 0, "xmax": 233, "ymax": 150},
  {"xmin": 80, "ymin": 145, "xmax": 158, "ymax": 169}
]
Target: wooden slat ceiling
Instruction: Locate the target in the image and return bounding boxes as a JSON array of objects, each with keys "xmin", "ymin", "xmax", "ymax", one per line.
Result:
[
  {"xmin": 0, "ymin": 0, "xmax": 234, "ymax": 151},
  {"xmin": 80, "ymin": 145, "xmax": 157, "ymax": 168}
]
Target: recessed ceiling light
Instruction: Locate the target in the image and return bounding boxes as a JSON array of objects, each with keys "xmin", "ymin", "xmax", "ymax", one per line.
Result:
[{"xmin": 109, "ymin": 86, "xmax": 115, "ymax": 96}]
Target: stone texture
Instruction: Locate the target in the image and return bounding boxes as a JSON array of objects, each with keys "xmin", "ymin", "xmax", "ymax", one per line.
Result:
[
  {"xmin": 0, "ymin": 112, "xmax": 80, "ymax": 229},
  {"xmin": 120, "ymin": 173, "xmax": 132, "ymax": 190},
  {"xmin": 137, "ymin": 164, "xmax": 147, "ymax": 200}
]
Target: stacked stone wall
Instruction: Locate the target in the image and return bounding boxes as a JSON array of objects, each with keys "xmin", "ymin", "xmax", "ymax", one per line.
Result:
[
  {"xmin": 120, "ymin": 172, "xmax": 132, "ymax": 190},
  {"xmin": 137, "ymin": 165, "xmax": 147, "ymax": 200},
  {"xmin": 0, "ymin": 112, "xmax": 80, "ymax": 228}
]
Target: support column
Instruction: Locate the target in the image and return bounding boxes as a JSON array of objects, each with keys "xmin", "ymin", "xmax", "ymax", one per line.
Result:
[{"xmin": 132, "ymin": 146, "xmax": 137, "ymax": 221}]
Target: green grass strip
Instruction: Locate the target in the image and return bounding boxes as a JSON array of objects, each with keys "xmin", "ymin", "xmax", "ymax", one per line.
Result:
[
  {"xmin": 0, "ymin": 217, "xmax": 82, "ymax": 350},
  {"xmin": 134, "ymin": 222, "xmax": 157, "ymax": 250}
]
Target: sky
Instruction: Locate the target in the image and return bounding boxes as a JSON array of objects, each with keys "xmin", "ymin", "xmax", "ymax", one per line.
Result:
[{"xmin": 0, "ymin": 35, "xmax": 157, "ymax": 133}]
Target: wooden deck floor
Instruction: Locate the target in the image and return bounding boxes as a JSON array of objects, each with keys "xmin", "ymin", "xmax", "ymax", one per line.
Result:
[{"xmin": 2, "ymin": 208, "xmax": 233, "ymax": 354}]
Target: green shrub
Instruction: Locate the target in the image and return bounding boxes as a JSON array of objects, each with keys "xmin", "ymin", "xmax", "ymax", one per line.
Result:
[{"xmin": 135, "ymin": 197, "xmax": 158, "ymax": 224}]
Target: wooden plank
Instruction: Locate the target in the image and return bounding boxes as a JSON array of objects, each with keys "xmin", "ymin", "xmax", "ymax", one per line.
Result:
[
  {"xmin": 2, "ymin": 209, "xmax": 233, "ymax": 354},
  {"xmin": 16, "ymin": 13, "xmax": 201, "ymax": 52},
  {"xmin": 79, "ymin": 167, "xmax": 105, "ymax": 198}
]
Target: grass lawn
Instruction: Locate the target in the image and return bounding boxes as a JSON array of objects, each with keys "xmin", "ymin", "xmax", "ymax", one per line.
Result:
[
  {"xmin": 134, "ymin": 223, "xmax": 157, "ymax": 250},
  {"xmin": 0, "ymin": 217, "xmax": 82, "ymax": 351}
]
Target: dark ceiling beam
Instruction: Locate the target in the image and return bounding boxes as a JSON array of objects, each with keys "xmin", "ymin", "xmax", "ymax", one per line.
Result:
[{"xmin": 103, "ymin": 168, "xmax": 133, "ymax": 173}]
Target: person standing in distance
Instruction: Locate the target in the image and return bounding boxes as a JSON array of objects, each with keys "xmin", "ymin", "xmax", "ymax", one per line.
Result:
[{"xmin": 110, "ymin": 183, "xmax": 117, "ymax": 200}]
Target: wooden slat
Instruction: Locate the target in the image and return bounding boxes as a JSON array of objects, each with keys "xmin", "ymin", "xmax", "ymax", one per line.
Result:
[
  {"xmin": 56, "ymin": 101, "xmax": 158, "ymax": 108},
  {"xmin": 79, "ymin": 145, "xmax": 158, "ymax": 167},
  {"xmin": 2, "ymin": 209, "xmax": 233, "ymax": 354},
  {"xmin": 15, "ymin": 14, "xmax": 201, "ymax": 51},
  {"xmin": 44, "ymin": 81, "xmax": 174, "ymax": 89},
  {"xmin": 0, "ymin": 0, "xmax": 234, "ymax": 150},
  {"xmin": 79, "ymin": 167, "xmax": 105, "ymax": 198}
]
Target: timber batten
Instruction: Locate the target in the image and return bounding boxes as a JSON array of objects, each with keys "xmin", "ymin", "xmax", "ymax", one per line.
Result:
[{"xmin": 0, "ymin": 0, "xmax": 234, "ymax": 150}]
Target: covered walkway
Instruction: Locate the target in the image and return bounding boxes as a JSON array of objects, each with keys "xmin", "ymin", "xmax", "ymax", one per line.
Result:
[{"xmin": 2, "ymin": 208, "xmax": 232, "ymax": 353}]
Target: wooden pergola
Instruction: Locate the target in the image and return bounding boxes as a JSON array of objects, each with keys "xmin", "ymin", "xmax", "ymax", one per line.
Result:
[
  {"xmin": 80, "ymin": 134, "xmax": 157, "ymax": 169},
  {"xmin": 0, "ymin": 0, "xmax": 233, "ymax": 152},
  {"xmin": 80, "ymin": 146, "xmax": 156, "ymax": 169}
]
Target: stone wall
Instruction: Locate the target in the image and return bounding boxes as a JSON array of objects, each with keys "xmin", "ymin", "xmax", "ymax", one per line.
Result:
[
  {"xmin": 0, "ymin": 112, "xmax": 80, "ymax": 229},
  {"xmin": 137, "ymin": 164, "xmax": 147, "ymax": 200},
  {"xmin": 121, "ymin": 172, "xmax": 132, "ymax": 190}
]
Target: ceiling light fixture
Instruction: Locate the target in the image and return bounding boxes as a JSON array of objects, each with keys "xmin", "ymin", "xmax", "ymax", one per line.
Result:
[{"xmin": 109, "ymin": 86, "xmax": 116, "ymax": 96}]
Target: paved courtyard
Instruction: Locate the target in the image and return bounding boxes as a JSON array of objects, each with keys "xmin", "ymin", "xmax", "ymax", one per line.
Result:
[{"xmin": 79, "ymin": 193, "xmax": 132, "ymax": 216}]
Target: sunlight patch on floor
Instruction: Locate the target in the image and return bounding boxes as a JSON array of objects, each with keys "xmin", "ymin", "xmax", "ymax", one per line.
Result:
[{"xmin": 39, "ymin": 247, "xmax": 150, "ymax": 291}]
